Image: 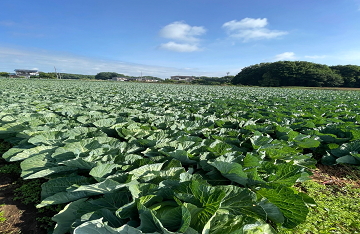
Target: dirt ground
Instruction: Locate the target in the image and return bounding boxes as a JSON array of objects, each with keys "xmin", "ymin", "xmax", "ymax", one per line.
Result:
[
  {"xmin": 311, "ymin": 164, "xmax": 360, "ymax": 188},
  {"xmin": 0, "ymin": 172, "xmax": 45, "ymax": 234}
]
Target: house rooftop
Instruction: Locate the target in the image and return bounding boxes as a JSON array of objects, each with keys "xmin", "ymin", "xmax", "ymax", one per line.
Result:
[{"xmin": 14, "ymin": 69, "xmax": 39, "ymax": 72}]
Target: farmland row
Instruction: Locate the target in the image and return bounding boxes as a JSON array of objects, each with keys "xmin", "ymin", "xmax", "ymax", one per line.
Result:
[{"xmin": 1, "ymin": 79, "xmax": 359, "ymax": 233}]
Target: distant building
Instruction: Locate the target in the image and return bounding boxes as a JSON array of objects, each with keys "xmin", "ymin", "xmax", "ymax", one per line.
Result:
[
  {"xmin": 112, "ymin": 77, "xmax": 129, "ymax": 81},
  {"xmin": 14, "ymin": 69, "xmax": 39, "ymax": 78},
  {"xmin": 112, "ymin": 77, "xmax": 159, "ymax": 82},
  {"xmin": 170, "ymin": 76, "xmax": 196, "ymax": 81}
]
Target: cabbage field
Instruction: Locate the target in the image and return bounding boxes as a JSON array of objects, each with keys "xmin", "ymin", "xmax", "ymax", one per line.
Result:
[{"xmin": 1, "ymin": 79, "xmax": 360, "ymax": 233}]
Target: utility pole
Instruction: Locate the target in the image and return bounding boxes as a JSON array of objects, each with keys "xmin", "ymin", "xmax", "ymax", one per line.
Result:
[{"xmin": 54, "ymin": 66, "xmax": 62, "ymax": 79}]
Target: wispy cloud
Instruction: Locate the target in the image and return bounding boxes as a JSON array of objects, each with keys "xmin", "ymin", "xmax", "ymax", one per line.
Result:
[
  {"xmin": 0, "ymin": 47, "xmax": 217, "ymax": 78},
  {"xmin": 11, "ymin": 32, "xmax": 45, "ymax": 38},
  {"xmin": 273, "ymin": 52, "xmax": 297, "ymax": 61},
  {"xmin": 0, "ymin": 20, "xmax": 16, "ymax": 27},
  {"xmin": 159, "ymin": 42, "xmax": 201, "ymax": 52},
  {"xmin": 304, "ymin": 55, "xmax": 327, "ymax": 59},
  {"xmin": 159, "ymin": 21, "xmax": 206, "ymax": 52},
  {"xmin": 222, "ymin": 18, "xmax": 288, "ymax": 42},
  {"xmin": 338, "ymin": 50, "xmax": 360, "ymax": 62}
]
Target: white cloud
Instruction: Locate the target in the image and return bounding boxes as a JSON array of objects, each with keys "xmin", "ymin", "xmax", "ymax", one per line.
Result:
[
  {"xmin": 223, "ymin": 18, "xmax": 268, "ymax": 30},
  {"xmin": 222, "ymin": 18, "xmax": 288, "ymax": 41},
  {"xmin": 159, "ymin": 42, "xmax": 201, "ymax": 52},
  {"xmin": 159, "ymin": 21, "xmax": 206, "ymax": 52},
  {"xmin": 159, "ymin": 21, "xmax": 206, "ymax": 42},
  {"xmin": 274, "ymin": 52, "xmax": 297, "ymax": 61}
]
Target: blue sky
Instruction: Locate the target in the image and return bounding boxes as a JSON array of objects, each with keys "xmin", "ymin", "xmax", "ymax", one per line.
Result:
[{"xmin": 1, "ymin": 0, "xmax": 360, "ymax": 78}]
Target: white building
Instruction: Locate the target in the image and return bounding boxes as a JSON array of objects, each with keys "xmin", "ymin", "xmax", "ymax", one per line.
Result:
[
  {"xmin": 14, "ymin": 69, "xmax": 39, "ymax": 78},
  {"xmin": 170, "ymin": 76, "xmax": 196, "ymax": 81}
]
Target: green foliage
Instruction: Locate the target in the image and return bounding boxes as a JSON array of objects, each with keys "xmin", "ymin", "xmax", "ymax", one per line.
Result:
[
  {"xmin": 37, "ymin": 72, "xmax": 57, "ymax": 79},
  {"xmin": 330, "ymin": 65, "xmax": 360, "ymax": 87},
  {"xmin": 1, "ymin": 79, "xmax": 360, "ymax": 233},
  {"xmin": 280, "ymin": 180, "xmax": 360, "ymax": 233},
  {"xmin": 191, "ymin": 76, "xmax": 233, "ymax": 85},
  {"xmin": 0, "ymin": 72, "xmax": 10, "ymax": 77},
  {"xmin": 0, "ymin": 162, "xmax": 21, "ymax": 174},
  {"xmin": 95, "ymin": 72, "xmax": 125, "ymax": 80},
  {"xmin": 14, "ymin": 179, "xmax": 42, "ymax": 204},
  {"xmin": 0, "ymin": 140, "xmax": 11, "ymax": 154},
  {"xmin": 232, "ymin": 61, "xmax": 351, "ymax": 87},
  {"xmin": 60, "ymin": 73, "xmax": 96, "ymax": 80},
  {"xmin": 0, "ymin": 210, "xmax": 6, "ymax": 222},
  {"xmin": 0, "ymin": 141, "xmax": 18, "ymax": 173}
]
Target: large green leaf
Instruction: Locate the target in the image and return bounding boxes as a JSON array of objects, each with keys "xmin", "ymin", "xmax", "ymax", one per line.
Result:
[
  {"xmin": 293, "ymin": 135, "xmax": 321, "ymax": 148},
  {"xmin": 38, "ymin": 179, "xmax": 129, "ymax": 208},
  {"xmin": 73, "ymin": 218, "xmax": 159, "ymax": 234},
  {"xmin": 159, "ymin": 150, "xmax": 197, "ymax": 165},
  {"xmin": 266, "ymin": 163, "xmax": 308, "ymax": 186},
  {"xmin": 208, "ymin": 156, "xmax": 248, "ymax": 186},
  {"xmin": 331, "ymin": 140, "xmax": 360, "ymax": 157},
  {"xmin": 129, "ymin": 163, "xmax": 164, "ymax": 178},
  {"xmin": 175, "ymin": 181, "xmax": 226, "ymax": 232},
  {"xmin": 9, "ymin": 145, "xmax": 56, "ymax": 162},
  {"xmin": 145, "ymin": 200, "xmax": 192, "ymax": 233},
  {"xmin": 250, "ymin": 132, "xmax": 273, "ymax": 150},
  {"xmin": 20, "ymin": 151, "xmax": 78, "ymax": 179},
  {"xmin": 218, "ymin": 186, "xmax": 269, "ymax": 221},
  {"xmin": 256, "ymin": 185, "xmax": 309, "ymax": 228},
  {"xmin": 52, "ymin": 198, "xmax": 88, "ymax": 234},
  {"xmin": 74, "ymin": 209, "xmax": 125, "ymax": 229},
  {"xmin": 51, "ymin": 191, "xmax": 133, "ymax": 234},
  {"xmin": 90, "ymin": 163, "xmax": 118, "ymax": 181},
  {"xmin": 41, "ymin": 175, "xmax": 92, "ymax": 200}
]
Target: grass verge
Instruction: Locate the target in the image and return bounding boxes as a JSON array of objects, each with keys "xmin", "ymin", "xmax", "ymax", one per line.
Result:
[{"xmin": 280, "ymin": 165, "xmax": 360, "ymax": 234}]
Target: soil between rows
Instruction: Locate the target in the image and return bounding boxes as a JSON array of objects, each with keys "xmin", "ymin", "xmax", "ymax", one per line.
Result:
[{"xmin": 0, "ymin": 172, "xmax": 45, "ymax": 234}]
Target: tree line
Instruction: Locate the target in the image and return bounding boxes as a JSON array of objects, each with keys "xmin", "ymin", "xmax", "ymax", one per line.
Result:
[
  {"xmin": 5, "ymin": 61, "xmax": 358, "ymax": 87},
  {"xmin": 1, "ymin": 71, "xmax": 232, "ymax": 85},
  {"xmin": 231, "ymin": 61, "xmax": 360, "ymax": 87}
]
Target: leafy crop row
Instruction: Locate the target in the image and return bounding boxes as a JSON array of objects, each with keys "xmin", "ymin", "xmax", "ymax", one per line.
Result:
[{"xmin": 1, "ymin": 79, "xmax": 360, "ymax": 233}]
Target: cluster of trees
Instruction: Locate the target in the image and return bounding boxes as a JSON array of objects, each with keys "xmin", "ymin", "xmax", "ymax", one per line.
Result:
[
  {"xmin": 191, "ymin": 76, "xmax": 233, "ymax": 85},
  {"xmin": 329, "ymin": 65, "xmax": 360, "ymax": 87},
  {"xmin": 232, "ymin": 61, "xmax": 360, "ymax": 87},
  {"xmin": 25, "ymin": 72, "xmax": 114, "ymax": 80},
  {"xmin": 94, "ymin": 72, "xmax": 162, "ymax": 81},
  {"xmin": 60, "ymin": 73, "xmax": 95, "ymax": 79},
  {"xmin": 0, "ymin": 72, "xmax": 10, "ymax": 77},
  {"xmin": 162, "ymin": 76, "xmax": 233, "ymax": 85},
  {"xmin": 32, "ymin": 72, "xmax": 96, "ymax": 79},
  {"xmin": 95, "ymin": 72, "xmax": 122, "ymax": 80}
]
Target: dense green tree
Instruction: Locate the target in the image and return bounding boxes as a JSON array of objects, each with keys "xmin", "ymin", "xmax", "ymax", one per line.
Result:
[
  {"xmin": 231, "ymin": 63, "xmax": 270, "ymax": 86},
  {"xmin": 0, "ymin": 72, "xmax": 9, "ymax": 77},
  {"xmin": 36, "ymin": 72, "xmax": 57, "ymax": 79},
  {"xmin": 330, "ymin": 65, "xmax": 360, "ymax": 87},
  {"xmin": 95, "ymin": 72, "xmax": 124, "ymax": 80},
  {"xmin": 232, "ymin": 61, "xmax": 344, "ymax": 87},
  {"xmin": 191, "ymin": 76, "xmax": 233, "ymax": 85},
  {"xmin": 60, "ymin": 73, "xmax": 95, "ymax": 79}
]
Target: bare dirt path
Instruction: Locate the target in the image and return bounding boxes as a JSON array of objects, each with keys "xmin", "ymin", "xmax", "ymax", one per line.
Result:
[{"xmin": 0, "ymin": 172, "xmax": 44, "ymax": 234}]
